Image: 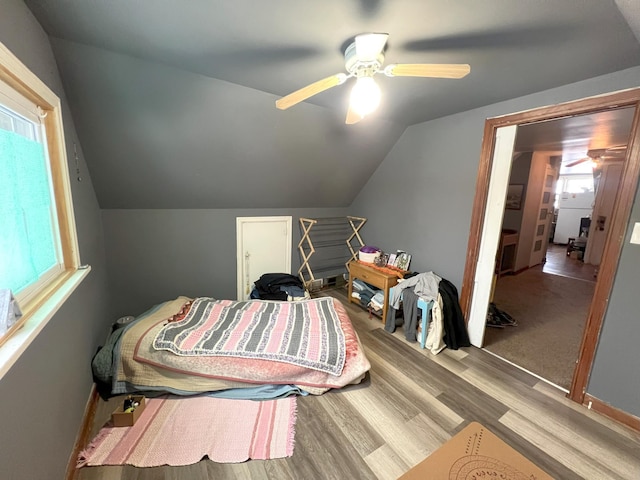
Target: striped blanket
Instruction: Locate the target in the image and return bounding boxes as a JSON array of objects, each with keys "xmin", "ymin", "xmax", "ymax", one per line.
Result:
[{"xmin": 153, "ymin": 297, "xmax": 346, "ymax": 376}]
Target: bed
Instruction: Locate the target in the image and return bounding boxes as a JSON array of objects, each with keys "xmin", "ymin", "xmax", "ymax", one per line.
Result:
[{"xmin": 93, "ymin": 295, "xmax": 370, "ymax": 399}]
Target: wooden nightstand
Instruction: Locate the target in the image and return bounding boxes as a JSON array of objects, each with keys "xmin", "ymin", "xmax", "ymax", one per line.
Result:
[{"xmin": 347, "ymin": 261, "xmax": 399, "ymax": 325}]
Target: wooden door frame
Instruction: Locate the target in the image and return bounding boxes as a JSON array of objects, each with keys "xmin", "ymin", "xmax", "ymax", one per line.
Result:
[{"xmin": 459, "ymin": 88, "xmax": 640, "ymax": 405}]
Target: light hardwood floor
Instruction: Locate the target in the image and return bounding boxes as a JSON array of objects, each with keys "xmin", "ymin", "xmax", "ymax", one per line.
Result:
[
  {"xmin": 543, "ymin": 243, "xmax": 598, "ymax": 282},
  {"xmin": 75, "ymin": 288, "xmax": 640, "ymax": 480}
]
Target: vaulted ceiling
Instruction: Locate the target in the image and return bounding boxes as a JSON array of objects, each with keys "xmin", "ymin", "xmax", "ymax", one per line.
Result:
[{"xmin": 23, "ymin": 0, "xmax": 640, "ymax": 208}]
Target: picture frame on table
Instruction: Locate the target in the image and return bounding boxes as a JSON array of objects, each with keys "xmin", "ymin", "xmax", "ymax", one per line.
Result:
[
  {"xmin": 387, "ymin": 253, "xmax": 397, "ymax": 267},
  {"xmin": 374, "ymin": 253, "xmax": 390, "ymax": 267},
  {"xmin": 396, "ymin": 252, "xmax": 411, "ymax": 271}
]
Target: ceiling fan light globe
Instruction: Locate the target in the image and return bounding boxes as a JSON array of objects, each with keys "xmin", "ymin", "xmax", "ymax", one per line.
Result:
[{"xmin": 350, "ymin": 77, "xmax": 381, "ymax": 116}]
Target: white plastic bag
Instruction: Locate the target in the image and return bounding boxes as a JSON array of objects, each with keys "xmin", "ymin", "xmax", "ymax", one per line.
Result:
[{"xmin": 0, "ymin": 289, "xmax": 22, "ymax": 336}]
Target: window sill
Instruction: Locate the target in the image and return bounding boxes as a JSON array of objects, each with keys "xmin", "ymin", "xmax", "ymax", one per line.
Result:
[{"xmin": 0, "ymin": 266, "xmax": 91, "ymax": 381}]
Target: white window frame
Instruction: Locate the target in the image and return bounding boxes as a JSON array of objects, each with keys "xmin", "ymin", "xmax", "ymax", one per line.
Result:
[{"xmin": 0, "ymin": 42, "xmax": 90, "ymax": 380}]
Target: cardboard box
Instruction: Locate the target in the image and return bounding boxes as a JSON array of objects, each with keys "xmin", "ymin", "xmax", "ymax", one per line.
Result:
[
  {"xmin": 111, "ymin": 395, "xmax": 146, "ymax": 427},
  {"xmin": 399, "ymin": 422, "xmax": 553, "ymax": 480}
]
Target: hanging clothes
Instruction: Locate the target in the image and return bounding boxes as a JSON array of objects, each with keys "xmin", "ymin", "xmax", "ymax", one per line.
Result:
[
  {"xmin": 388, "ymin": 272, "xmax": 441, "ymax": 308},
  {"xmin": 385, "ymin": 272, "xmax": 444, "ymax": 347},
  {"xmin": 385, "ymin": 273, "xmax": 468, "ymax": 353},
  {"xmin": 400, "ymin": 289, "xmax": 420, "ymax": 342},
  {"xmin": 438, "ymin": 278, "xmax": 470, "ymax": 349},
  {"xmin": 424, "ymin": 294, "xmax": 446, "ymax": 354}
]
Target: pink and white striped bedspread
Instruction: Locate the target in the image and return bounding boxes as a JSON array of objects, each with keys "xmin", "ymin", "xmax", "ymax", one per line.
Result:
[{"xmin": 153, "ymin": 297, "xmax": 346, "ymax": 376}]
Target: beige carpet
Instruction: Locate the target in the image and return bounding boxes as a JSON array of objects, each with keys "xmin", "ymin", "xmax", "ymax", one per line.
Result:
[{"xmin": 484, "ymin": 268, "xmax": 595, "ymax": 389}]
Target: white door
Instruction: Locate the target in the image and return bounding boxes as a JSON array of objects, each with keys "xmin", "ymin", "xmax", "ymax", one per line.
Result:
[
  {"xmin": 584, "ymin": 162, "xmax": 624, "ymax": 265},
  {"xmin": 529, "ymin": 163, "xmax": 559, "ymax": 267},
  {"xmin": 236, "ymin": 216, "xmax": 292, "ymax": 300},
  {"xmin": 467, "ymin": 125, "xmax": 518, "ymax": 347}
]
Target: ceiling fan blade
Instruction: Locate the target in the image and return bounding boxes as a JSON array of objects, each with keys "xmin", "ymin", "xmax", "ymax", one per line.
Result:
[
  {"xmin": 604, "ymin": 144, "xmax": 627, "ymax": 152},
  {"xmin": 355, "ymin": 33, "xmax": 389, "ymax": 62},
  {"xmin": 275, "ymin": 73, "xmax": 346, "ymax": 110},
  {"xmin": 565, "ymin": 157, "xmax": 590, "ymax": 168},
  {"xmin": 602, "ymin": 150, "xmax": 627, "ymax": 158},
  {"xmin": 345, "ymin": 106, "xmax": 363, "ymax": 125},
  {"xmin": 384, "ymin": 63, "xmax": 471, "ymax": 78}
]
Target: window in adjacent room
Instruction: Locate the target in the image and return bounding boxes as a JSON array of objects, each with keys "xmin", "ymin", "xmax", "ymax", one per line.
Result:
[{"xmin": 0, "ymin": 42, "xmax": 89, "ymax": 377}]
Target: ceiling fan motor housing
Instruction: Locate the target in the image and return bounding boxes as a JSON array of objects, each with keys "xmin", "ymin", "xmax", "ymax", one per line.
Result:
[{"xmin": 344, "ymin": 41, "xmax": 384, "ymax": 76}]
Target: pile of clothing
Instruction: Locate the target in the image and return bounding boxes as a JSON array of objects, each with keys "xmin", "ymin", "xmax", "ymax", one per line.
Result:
[
  {"xmin": 350, "ymin": 279, "xmax": 385, "ymax": 313},
  {"xmin": 486, "ymin": 302, "xmax": 517, "ymax": 328},
  {"xmin": 385, "ymin": 272, "xmax": 470, "ymax": 354},
  {"xmin": 250, "ymin": 273, "xmax": 309, "ymax": 301}
]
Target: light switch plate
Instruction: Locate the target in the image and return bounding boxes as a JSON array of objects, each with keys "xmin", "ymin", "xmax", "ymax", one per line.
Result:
[{"xmin": 631, "ymin": 222, "xmax": 640, "ymax": 245}]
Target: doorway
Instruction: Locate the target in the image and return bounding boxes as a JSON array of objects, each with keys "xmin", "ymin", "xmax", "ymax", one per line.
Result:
[
  {"xmin": 483, "ymin": 110, "xmax": 634, "ymax": 390},
  {"xmin": 460, "ymin": 89, "xmax": 640, "ymax": 404}
]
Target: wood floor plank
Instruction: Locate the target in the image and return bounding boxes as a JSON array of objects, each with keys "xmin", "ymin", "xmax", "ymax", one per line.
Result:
[
  {"xmin": 533, "ymin": 381, "xmax": 640, "ymax": 442},
  {"xmin": 312, "ymin": 389, "xmax": 386, "ymax": 457},
  {"xmin": 364, "ymin": 369, "xmax": 424, "ymax": 422},
  {"xmin": 292, "ymin": 396, "xmax": 378, "ymax": 480},
  {"xmin": 460, "ymin": 356, "xmax": 640, "ymax": 476},
  {"xmin": 460, "ymin": 343, "xmax": 541, "ymax": 387},
  {"xmin": 463, "ymin": 353, "xmax": 640, "ymax": 456},
  {"xmin": 435, "ymin": 376, "xmax": 510, "ymax": 427},
  {"xmin": 500, "ymin": 410, "xmax": 635, "ymax": 480},
  {"xmin": 364, "ymin": 443, "xmax": 410, "ymax": 480},
  {"xmin": 77, "ymin": 465, "xmax": 124, "ymax": 480},
  {"xmin": 364, "ymin": 328, "xmax": 460, "ymax": 395},
  {"xmin": 404, "ymin": 412, "xmax": 455, "ymax": 454},
  {"xmin": 336, "ymin": 387, "xmax": 435, "ymax": 467},
  {"xmin": 261, "ymin": 459, "xmax": 297, "ymax": 480},
  {"xmin": 364, "ymin": 350, "xmax": 464, "ymax": 432},
  {"xmin": 417, "ymin": 346, "xmax": 470, "ymax": 377}
]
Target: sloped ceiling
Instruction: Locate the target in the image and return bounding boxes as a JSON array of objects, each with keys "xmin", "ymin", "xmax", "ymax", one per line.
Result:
[{"xmin": 23, "ymin": 0, "xmax": 640, "ymax": 208}]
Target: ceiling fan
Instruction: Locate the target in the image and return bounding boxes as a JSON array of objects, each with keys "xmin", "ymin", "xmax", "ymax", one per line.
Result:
[
  {"xmin": 565, "ymin": 145, "xmax": 627, "ymax": 168},
  {"xmin": 275, "ymin": 33, "xmax": 470, "ymax": 125}
]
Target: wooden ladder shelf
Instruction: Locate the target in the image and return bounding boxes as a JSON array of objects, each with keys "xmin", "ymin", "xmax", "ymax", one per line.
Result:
[{"xmin": 298, "ymin": 216, "xmax": 366, "ymax": 288}]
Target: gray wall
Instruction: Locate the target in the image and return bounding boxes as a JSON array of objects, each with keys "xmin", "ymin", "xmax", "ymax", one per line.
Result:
[
  {"xmin": 102, "ymin": 208, "xmax": 351, "ymax": 316},
  {"xmin": 351, "ymin": 66, "xmax": 640, "ymax": 417},
  {"xmin": 0, "ymin": 1, "xmax": 112, "ymax": 479},
  {"xmin": 588, "ymin": 186, "xmax": 640, "ymax": 415}
]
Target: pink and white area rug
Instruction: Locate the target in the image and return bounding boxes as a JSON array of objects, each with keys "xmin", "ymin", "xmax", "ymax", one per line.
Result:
[{"xmin": 78, "ymin": 395, "xmax": 297, "ymax": 467}]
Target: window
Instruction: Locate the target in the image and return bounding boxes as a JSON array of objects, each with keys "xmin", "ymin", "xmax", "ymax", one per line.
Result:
[
  {"xmin": 0, "ymin": 42, "xmax": 89, "ymax": 378},
  {"xmin": 555, "ymin": 174, "xmax": 595, "ymax": 194},
  {"xmin": 0, "ymin": 101, "xmax": 62, "ymax": 308}
]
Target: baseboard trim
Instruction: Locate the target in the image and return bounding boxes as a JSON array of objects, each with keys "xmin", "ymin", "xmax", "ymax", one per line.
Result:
[
  {"xmin": 65, "ymin": 384, "xmax": 99, "ymax": 480},
  {"xmin": 583, "ymin": 393, "xmax": 640, "ymax": 432}
]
